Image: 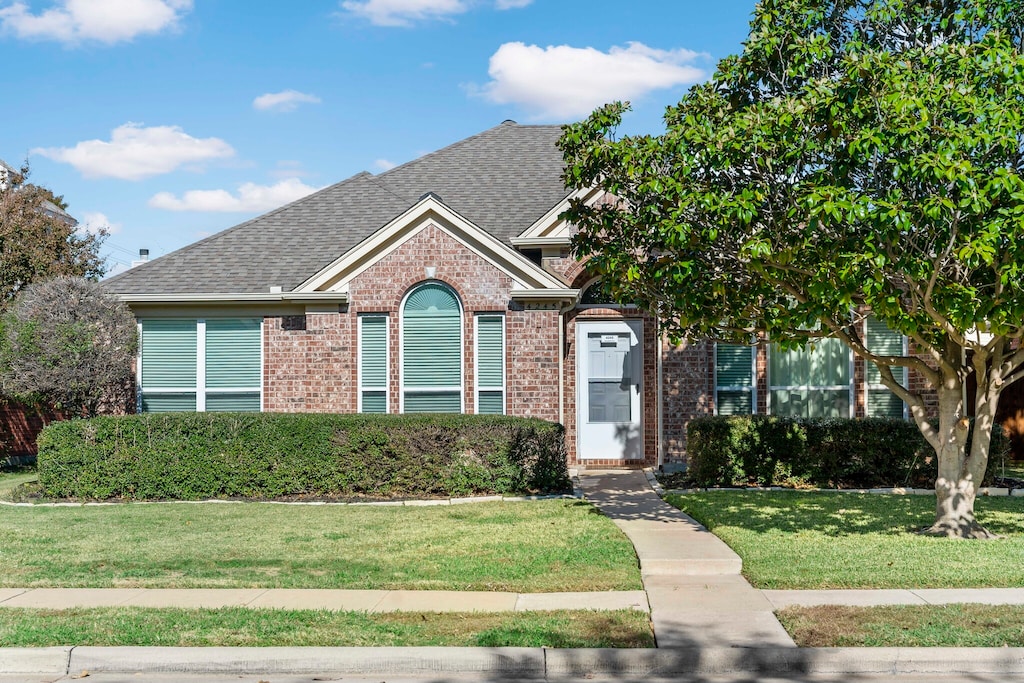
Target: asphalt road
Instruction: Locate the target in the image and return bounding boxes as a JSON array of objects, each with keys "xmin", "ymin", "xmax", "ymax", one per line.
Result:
[{"xmin": 3, "ymin": 674, "xmax": 1023, "ymax": 683}]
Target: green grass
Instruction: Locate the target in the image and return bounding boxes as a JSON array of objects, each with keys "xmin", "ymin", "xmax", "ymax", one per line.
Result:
[
  {"xmin": 0, "ymin": 466, "xmax": 37, "ymax": 496},
  {"xmin": 0, "ymin": 499, "xmax": 641, "ymax": 591},
  {"xmin": 1004, "ymin": 464, "xmax": 1024, "ymax": 479},
  {"xmin": 0, "ymin": 607, "xmax": 653, "ymax": 648},
  {"xmin": 666, "ymin": 491, "xmax": 1024, "ymax": 589},
  {"xmin": 779, "ymin": 604, "xmax": 1024, "ymax": 647}
]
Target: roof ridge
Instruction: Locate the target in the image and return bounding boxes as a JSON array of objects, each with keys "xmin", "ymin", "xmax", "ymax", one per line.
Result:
[
  {"xmin": 103, "ymin": 171, "xmax": 376, "ymax": 286},
  {"xmin": 375, "ymin": 121, "xmax": 533, "ymax": 180}
]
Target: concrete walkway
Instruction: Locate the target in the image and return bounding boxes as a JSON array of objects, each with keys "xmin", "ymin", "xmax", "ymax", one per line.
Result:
[
  {"xmin": 578, "ymin": 470, "xmax": 795, "ymax": 648},
  {"xmin": 0, "ymin": 587, "xmax": 647, "ymax": 613}
]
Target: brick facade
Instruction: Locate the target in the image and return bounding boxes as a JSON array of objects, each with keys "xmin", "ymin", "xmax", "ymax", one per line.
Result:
[
  {"xmin": 263, "ymin": 224, "xmax": 561, "ymax": 423},
  {"xmin": 661, "ymin": 338, "xmax": 715, "ymax": 464}
]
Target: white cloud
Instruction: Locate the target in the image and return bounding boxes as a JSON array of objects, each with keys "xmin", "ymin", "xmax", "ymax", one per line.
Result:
[
  {"xmin": 340, "ymin": 0, "xmax": 467, "ymax": 26},
  {"xmin": 79, "ymin": 211, "xmax": 122, "ymax": 236},
  {"xmin": 0, "ymin": 0, "xmax": 192, "ymax": 45},
  {"xmin": 373, "ymin": 158, "xmax": 397, "ymax": 171},
  {"xmin": 477, "ymin": 41, "xmax": 707, "ymax": 120},
  {"xmin": 149, "ymin": 178, "xmax": 323, "ymax": 212},
  {"xmin": 252, "ymin": 90, "xmax": 322, "ymax": 112},
  {"xmin": 494, "ymin": 0, "xmax": 531, "ymax": 8},
  {"xmin": 33, "ymin": 123, "xmax": 235, "ymax": 181}
]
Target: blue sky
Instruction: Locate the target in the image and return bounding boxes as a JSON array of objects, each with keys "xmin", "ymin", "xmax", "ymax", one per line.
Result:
[{"xmin": 1, "ymin": 0, "xmax": 759, "ymax": 275}]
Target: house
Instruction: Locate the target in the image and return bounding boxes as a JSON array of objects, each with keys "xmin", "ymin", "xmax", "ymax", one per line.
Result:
[
  {"xmin": 104, "ymin": 122, "xmax": 920, "ymax": 468},
  {"xmin": 0, "ymin": 158, "xmax": 78, "ymax": 227}
]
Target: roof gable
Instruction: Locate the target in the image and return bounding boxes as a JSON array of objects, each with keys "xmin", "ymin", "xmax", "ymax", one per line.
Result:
[
  {"xmin": 105, "ymin": 122, "xmax": 572, "ymax": 297},
  {"xmin": 297, "ymin": 194, "xmax": 569, "ymax": 295}
]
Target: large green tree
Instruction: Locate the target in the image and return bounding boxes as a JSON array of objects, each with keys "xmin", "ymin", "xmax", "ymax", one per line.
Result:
[
  {"xmin": 0, "ymin": 163, "xmax": 106, "ymax": 308},
  {"xmin": 560, "ymin": 0, "xmax": 1024, "ymax": 537}
]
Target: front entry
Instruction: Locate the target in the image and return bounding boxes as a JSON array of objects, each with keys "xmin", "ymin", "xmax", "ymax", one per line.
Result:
[{"xmin": 576, "ymin": 320, "xmax": 643, "ymax": 460}]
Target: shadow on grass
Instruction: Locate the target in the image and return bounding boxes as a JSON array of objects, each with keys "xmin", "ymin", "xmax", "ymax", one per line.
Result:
[{"xmin": 668, "ymin": 490, "xmax": 1024, "ymax": 537}]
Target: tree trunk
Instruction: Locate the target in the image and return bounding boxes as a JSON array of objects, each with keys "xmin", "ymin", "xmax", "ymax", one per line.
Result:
[{"xmin": 920, "ymin": 375, "xmax": 997, "ymax": 539}]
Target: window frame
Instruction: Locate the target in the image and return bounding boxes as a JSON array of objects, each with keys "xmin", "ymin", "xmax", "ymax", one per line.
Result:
[
  {"xmin": 137, "ymin": 317, "xmax": 264, "ymax": 413},
  {"xmin": 357, "ymin": 313, "xmax": 390, "ymax": 414},
  {"xmin": 766, "ymin": 339, "xmax": 855, "ymax": 418},
  {"xmin": 399, "ymin": 282, "xmax": 464, "ymax": 414},
  {"xmin": 713, "ymin": 343, "xmax": 758, "ymax": 415},
  {"xmin": 474, "ymin": 313, "xmax": 506, "ymax": 415},
  {"xmin": 863, "ymin": 317, "xmax": 910, "ymax": 419}
]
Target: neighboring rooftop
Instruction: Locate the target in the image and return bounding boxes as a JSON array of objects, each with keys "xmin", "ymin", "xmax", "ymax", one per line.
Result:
[
  {"xmin": 105, "ymin": 122, "xmax": 569, "ymax": 296},
  {"xmin": 0, "ymin": 157, "xmax": 78, "ymax": 227}
]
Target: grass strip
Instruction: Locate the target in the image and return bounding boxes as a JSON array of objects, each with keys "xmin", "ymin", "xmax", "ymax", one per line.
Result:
[
  {"xmin": 0, "ymin": 500, "xmax": 641, "ymax": 592},
  {"xmin": 779, "ymin": 604, "xmax": 1024, "ymax": 647},
  {"xmin": 0, "ymin": 468, "xmax": 37, "ymax": 496},
  {"xmin": 666, "ymin": 491, "xmax": 1024, "ymax": 589},
  {"xmin": 0, "ymin": 607, "xmax": 653, "ymax": 648}
]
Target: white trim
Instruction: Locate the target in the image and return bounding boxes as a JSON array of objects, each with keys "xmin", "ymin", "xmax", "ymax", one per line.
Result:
[
  {"xmin": 296, "ymin": 195, "xmax": 568, "ymax": 295},
  {"xmin": 510, "ymin": 288, "xmax": 579, "ymax": 303},
  {"xmin": 115, "ymin": 292, "xmax": 348, "ymax": 305},
  {"xmin": 135, "ymin": 321, "xmax": 143, "ymax": 414},
  {"xmin": 515, "ymin": 187, "xmax": 603, "ymax": 243},
  {"xmin": 474, "ymin": 313, "xmax": 506, "ymax": 415},
  {"xmin": 576, "ymin": 319, "xmax": 644, "ymax": 460},
  {"xmin": 196, "ymin": 319, "xmax": 207, "ymax": 412},
  {"xmin": 357, "ymin": 314, "xmax": 390, "ymax": 414},
  {"xmin": 259, "ymin": 318, "xmax": 265, "ymax": 413},
  {"xmin": 399, "ymin": 282, "xmax": 464, "ymax": 414}
]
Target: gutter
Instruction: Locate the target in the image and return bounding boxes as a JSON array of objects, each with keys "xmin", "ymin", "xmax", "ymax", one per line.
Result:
[{"xmin": 111, "ymin": 292, "xmax": 350, "ymax": 305}]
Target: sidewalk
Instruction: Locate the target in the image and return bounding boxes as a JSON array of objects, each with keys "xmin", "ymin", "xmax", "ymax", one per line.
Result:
[
  {"xmin": 578, "ymin": 470, "xmax": 795, "ymax": 648},
  {"xmin": 0, "ymin": 587, "xmax": 647, "ymax": 613}
]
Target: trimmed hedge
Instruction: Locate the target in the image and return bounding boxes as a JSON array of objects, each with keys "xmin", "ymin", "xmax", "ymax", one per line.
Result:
[
  {"xmin": 36, "ymin": 413, "xmax": 570, "ymax": 501},
  {"xmin": 687, "ymin": 416, "xmax": 1011, "ymax": 489}
]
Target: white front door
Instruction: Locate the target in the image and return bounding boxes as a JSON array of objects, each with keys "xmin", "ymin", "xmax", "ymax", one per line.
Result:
[{"xmin": 576, "ymin": 320, "xmax": 643, "ymax": 460}]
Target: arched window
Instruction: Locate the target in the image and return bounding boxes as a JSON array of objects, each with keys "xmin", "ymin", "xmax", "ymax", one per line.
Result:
[{"xmin": 402, "ymin": 282, "xmax": 463, "ymax": 413}]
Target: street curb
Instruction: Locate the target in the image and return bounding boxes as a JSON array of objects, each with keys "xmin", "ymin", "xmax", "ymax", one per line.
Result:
[
  {"xmin": 5, "ymin": 646, "xmax": 1024, "ymax": 676},
  {"xmin": 0, "ymin": 647, "xmax": 70, "ymax": 674}
]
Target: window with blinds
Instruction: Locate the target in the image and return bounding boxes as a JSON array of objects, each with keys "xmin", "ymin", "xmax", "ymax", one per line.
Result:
[
  {"xmin": 476, "ymin": 315, "xmax": 504, "ymax": 414},
  {"xmin": 865, "ymin": 316, "xmax": 908, "ymax": 418},
  {"xmin": 139, "ymin": 318, "xmax": 262, "ymax": 412},
  {"xmin": 769, "ymin": 338, "xmax": 852, "ymax": 417},
  {"xmin": 359, "ymin": 315, "xmax": 388, "ymax": 413},
  {"xmin": 715, "ymin": 344, "xmax": 755, "ymax": 415},
  {"xmin": 402, "ymin": 283, "xmax": 462, "ymax": 413}
]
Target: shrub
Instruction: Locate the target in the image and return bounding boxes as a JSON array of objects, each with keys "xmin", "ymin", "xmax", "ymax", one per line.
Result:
[
  {"xmin": 36, "ymin": 413, "xmax": 570, "ymax": 501},
  {"xmin": 686, "ymin": 416, "xmax": 1010, "ymax": 489}
]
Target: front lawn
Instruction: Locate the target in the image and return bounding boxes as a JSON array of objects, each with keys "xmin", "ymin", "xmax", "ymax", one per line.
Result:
[
  {"xmin": 666, "ymin": 491, "xmax": 1024, "ymax": 589},
  {"xmin": 0, "ymin": 607, "xmax": 653, "ymax": 648},
  {"xmin": 779, "ymin": 604, "xmax": 1024, "ymax": 647},
  {"xmin": 0, "ymin": 500, "xmax": 641, "ymax": 592},
  {"xmin": 0, "ymin": 466, "xmax": 36, "ymax": 496}
]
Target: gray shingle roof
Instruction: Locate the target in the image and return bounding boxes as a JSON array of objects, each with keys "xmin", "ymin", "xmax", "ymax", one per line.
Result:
[{"xmin": 104, "ymin": 122, "xmax": 569, "ymax": 295}]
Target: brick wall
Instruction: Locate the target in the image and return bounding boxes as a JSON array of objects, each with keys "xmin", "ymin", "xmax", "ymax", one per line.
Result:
[
  {"xmin": 0, "ymin": 400, "xmax": 59, "ymax": 458},
  {"xmin": 661, "ymin": 337, "xmax": 715, "ymax": 464},
  {"xmin": 264, "ymin": 313, "xmax": 355, "ymax": 413},
  {"xmin": 264, "ymin": 223, "xmax": 561, "ymax": 420}
]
